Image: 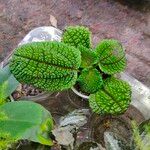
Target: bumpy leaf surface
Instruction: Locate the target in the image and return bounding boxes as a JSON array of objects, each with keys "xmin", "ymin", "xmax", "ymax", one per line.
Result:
[
  {"xmin": 89, "ymin": 77, "xmax": 131, "ymax": 115},
  {"xmin": 0, "ymin": 101, "xmax": 53, "ymax": 146},
  {"xmin": 78, "ymin": 68, "xmax": 103, "ymax": 94},
  {"xmin": 95, "ymin": 39, "xmax": 126, "ymax": 74},
  {"xmin": 79, "ymin": 46, "xmax": 98, "ymax": 68},
  {"xmin": 62, "ymin": 26, "xmax": 91, "ymax": 48},
  {"xmin": 10, "ymin": 41, "xmax": 81, "ymax": 92}
]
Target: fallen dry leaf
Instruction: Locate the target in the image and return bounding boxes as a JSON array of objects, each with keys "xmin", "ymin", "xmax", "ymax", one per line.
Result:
[
  {"xmin": 52, "ymin": 127, "xmax": 74, "ymax": 149},
  {"xmin": 50, "ymin": 15, "xmax": 57, "ymax": 27}
]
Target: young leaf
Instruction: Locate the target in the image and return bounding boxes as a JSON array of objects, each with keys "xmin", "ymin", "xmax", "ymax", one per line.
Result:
[
  {"xmin": 89, "ymin": 77, "xmax": 131, "ymax": 115},
  {"xmin": 78, "ymin": 68, "xmax": 103, "ymax": 94},
  {"xmin": 79, "ymin": 46, "xmax": 98, "ymax": 68},
  {"xmin": 0, "ymin": 101, "xmax": 54, "ymax": 146},
  {"xmin": 9, "ymin": 41, "xmax": 81, "ymax": 92},
  {"xmin": 131, "ymin": 120, "xmax": 150, "ymax": 150},
  {"xmin": 95, "ymin": 39, "xmax": 126, "ymax": 74},
  {"xmin": 0, "ymin": 65, "xmax": 19, "ymax": 105},
  {"xmin": 62, "ymin": 26, "xmax": 91, "ymax": 48}
]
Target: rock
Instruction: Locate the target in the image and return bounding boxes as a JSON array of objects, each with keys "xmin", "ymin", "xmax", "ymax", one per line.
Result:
[
  {"xmin": 59, "ymin": 109, "xmax": 89, "ymax": 129},
  {"xmin": 52, "ymin": 127, "xmax": 74, "ymax": 149},
  {"xmin": 104, "ymin": 132, "xmax": 131, "ymax": 150},
  {"xmin": 52, "ymin": 109, "xmax": 90, "ymax": 149}
]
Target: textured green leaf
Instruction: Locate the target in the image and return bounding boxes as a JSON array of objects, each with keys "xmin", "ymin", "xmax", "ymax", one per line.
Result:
[
  {"xmin": 78, "ymin": 68, "xmax": 103, "ymax": 94},
  {"xmin": 10, "ymin": 41, "xmax": 81, "ymax": 92},
  {"xmin": 0, "ymin": 101, "xmax": 54, "ymax": 146},
  {"xmin": 95, "ymin": 39, "xmax": 127, "ymax": 74},
  {"xmin": 89, "ymin": 77, "xmax": 131, "ymax": 115},
  {"xmin": 62, "ymin": 26, "xmax": 91, "ymax": 48},
  {"xmin": 0, "ymin": 65, "xmax": 19, "ymax": 105},
  {"xmin": 79, "ymin": 46, "xmax": 98, "ymax": 68}
]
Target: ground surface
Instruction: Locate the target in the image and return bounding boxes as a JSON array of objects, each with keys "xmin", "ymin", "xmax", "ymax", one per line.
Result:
[{"xmin": 0, "ymin": 0, "xmax": 150, "ymax": 87}]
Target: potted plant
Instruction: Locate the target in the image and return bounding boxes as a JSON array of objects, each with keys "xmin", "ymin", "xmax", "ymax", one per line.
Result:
[{"xmin": 0, "ymin": 25, "xmax": 149, "ymax": 149}]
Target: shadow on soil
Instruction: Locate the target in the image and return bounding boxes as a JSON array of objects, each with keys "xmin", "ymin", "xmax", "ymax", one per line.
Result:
[{"xmin": 117, "ymin": 0, "xmax": 150, "ymax": 11}]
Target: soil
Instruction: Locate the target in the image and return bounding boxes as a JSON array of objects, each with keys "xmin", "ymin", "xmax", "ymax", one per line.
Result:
[
  {"xmin": 0, "ymin": 0, "xmax": 150, "ymax": 87},
  {"xmin": 77, "ymin": 142, "xmax": 100, "ymax": 150},
  {"xmin": 12, "ymin": 84, "xmax": 43, "ymax": 100},
  {"xmin": 66, "ymin": 90, "xmax": 89, "ymax": 109},
  {"xmin": 36, "ymin": 90, "xmax": 90, "ymax": 118}
]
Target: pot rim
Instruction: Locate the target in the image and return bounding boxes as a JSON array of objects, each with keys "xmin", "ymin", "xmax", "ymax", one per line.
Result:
[{"xmin": 71, "ymin": 87, "xmax": 89, "ymax": 99}]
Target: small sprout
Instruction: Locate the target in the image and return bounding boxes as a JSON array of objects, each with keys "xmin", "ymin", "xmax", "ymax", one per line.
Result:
[
  {"xmin": 79, "ymin": 45, "xmax": 99, "ymax": 68},
  {"xmin": 78, "ymin": 68, "xmax": 103, "ymax": 94}
]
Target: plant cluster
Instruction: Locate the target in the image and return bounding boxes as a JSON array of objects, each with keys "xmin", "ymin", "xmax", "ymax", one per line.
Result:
[
  {"xmin": 0, "ymin": 26, "xmax": 133, "ymax": 149},
  {"xmin": 10, "ymin": 26, "xmax": 131, "ymax": 115}
]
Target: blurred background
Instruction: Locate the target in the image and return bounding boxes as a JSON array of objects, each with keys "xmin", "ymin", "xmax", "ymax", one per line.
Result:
[{"xmin": 0, "ymin": 0, "xmax": 150, "ymax": 87}]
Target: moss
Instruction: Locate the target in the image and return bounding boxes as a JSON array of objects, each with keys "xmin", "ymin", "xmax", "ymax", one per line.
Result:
[{"xmin": 0, "ymin": 133, "xmax": 16, "ymax": 150}]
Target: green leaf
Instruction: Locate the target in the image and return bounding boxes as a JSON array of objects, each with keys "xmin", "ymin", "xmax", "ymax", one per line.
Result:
[
  {"xmin": 9, "ymin": 41, "xmax": 81, "ymax": 92},
  {"xmin": 0, "ymin": 65, "xmax": 19, "ymax": 105},
  {"xmin": 95, "ymin": 39, "xmax": 127, "ymax": 74},
  {"xmin": 89, "ymin": 77, "xmax": 131, "ymax": 115},
  {"xmin": 131, "ymin": 120, "xmax": 150, "ymax": 150},
  {"xmin": 79, "ymin": 46, "xmax": 98, "ymax": 68},
  {"xmin": 62, "ymin": 26, "xmax": 91, "ymax": 48},
  {"xmin": 0, "ymin": 132, "xmax": 16, "ymax": 150},
  {"xmin": 78, "ymin": 68, "xmax": 103, "ymax": 94},
  {"xmin": 0, "ymin": 101, "xmax": 54, "ymax": 146},
  {"xmin": 139, "ymin": 120, "xmax": 150, "ymax": 133}
]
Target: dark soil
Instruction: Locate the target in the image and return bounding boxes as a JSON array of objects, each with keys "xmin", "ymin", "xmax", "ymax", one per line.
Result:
[
  {"xmin": 77, "ymin": 141, "xmax": 100, "ymax": 150},
  {"xmin": 12, "ymin": 84, "xmax": 43, "ymax": 100},
  {"xmin": 37, "ymin": 90, "xmax": 90, "ymax": 118}
]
